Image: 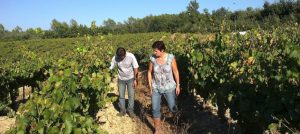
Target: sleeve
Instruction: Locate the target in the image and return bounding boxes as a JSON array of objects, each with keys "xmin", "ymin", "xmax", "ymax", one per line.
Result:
[
  {"xmin": 132, "ymin": 54, "xmax": 139, "ymax": 69},
  {"xmin": 169, "ymin": 54, "xmax": 175, "ymax": 63},
  {"xmin": 149, "ymin": 55, "xmax": 155, "ymax": 64},
  {"xmin": 109, "ymin": 56, "xmax": 116, "ymax": 70}
]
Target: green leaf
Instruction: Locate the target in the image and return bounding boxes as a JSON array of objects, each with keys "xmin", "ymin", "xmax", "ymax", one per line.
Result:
[
  {"xmin": 268, "ymin": 123, "xmax": 278, "ymax": 132},
  {"xmin": 37, "ymin": 121, "xmax": 45, "ymax": 134},
  {"xmin": 16, "ymin": 116, "xmax": 28, "ymax": 130},
  {"xmin": 63, "ymin": 100, "xmax": 72, "ymax": 111},
  {"xmin": 220, "ymin": 78, "xmax": 225, "ymax": 84},
  {"xmin": 48, "ymin": 126, "xmax": 60, "ymax": 134},
  {"xmin": 84, "ymin": 117, "xmax": 93, "ymax": 127},
  {"xmin": 194, "ymin": 73, "xmax": 198, "ymax": 80},
  {"xmin": 64, "ymin": 116, "xmax": 73, "ymax": 134},
  {"xmin": 71, "ymin": 97, "xmax": 81, "ymax": 109},
  {"xmin": 29, "ymin": 106, "xmax": 37, "ymax": 116},
  {"xmin": 229, "ymin": 61, "xmax": 238, "ymax": 69},
  {"xmin": 17, "ymin": 130, "xmax": 25, "ymax": 134},
  {"xmin": 194, "ymin": 52, "xmax": 203, "ymax": 62},
  {"xmin": 228, "ymin": 94, "xmax": 233, "ymax": 102},
  {"xmin": 105, "ymin": 74, "xmax": 111, "ymax": 83},
  {"xmin": 43, "ymin": 109, "xmax": 52, "ymax": 120},
  {"xmin": 53, "ymin": 89, "xmax": 63, "ymax": 103},
  {"xmin": 38, "ymin": 127, "xmax": 44, "ymax": 134},
  {"xmin": 65, "ymin": 69, "xmax": 72, "ymax": 77},
  {"xmin": 82, "ymin": 128, "xmax": 88, "ymax": 134},
  {"xmin": 73, "ymin": 128, "xmax": 81, "ymax": 134},
  {"xmin": 81, "ymin": 76, "xmax": 90, "ymax": 89},
  {"xmin": 92, "ymin": 73, "xmax": 96, "ymax": 78}
]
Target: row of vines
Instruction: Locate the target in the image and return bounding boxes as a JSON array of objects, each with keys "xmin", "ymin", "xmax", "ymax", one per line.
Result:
[
  {"xmin": 0, "ymin": 33, "xmax": 167, "ymax": 133},
  {"xmin": 0, "ymin": 23, "xmax": 299, "ymax": 133},
  {"xmin": 187, "ymin": 23, "xmax": 300, "ymax": 133}
]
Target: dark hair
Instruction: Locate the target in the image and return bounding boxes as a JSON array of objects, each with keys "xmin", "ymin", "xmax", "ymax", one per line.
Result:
[
  {"xmin": 152, "ymin": 41, "xmax": 166, "ymax": 52},
  {"xmin": 116, "ymin": 47, "xmax": 126, "ymax": 58}
]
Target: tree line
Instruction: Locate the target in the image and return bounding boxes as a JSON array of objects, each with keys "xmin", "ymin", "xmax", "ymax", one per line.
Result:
[{"xmin": 0, "ymin": 0, "xmax": 299, "ymax": 41}]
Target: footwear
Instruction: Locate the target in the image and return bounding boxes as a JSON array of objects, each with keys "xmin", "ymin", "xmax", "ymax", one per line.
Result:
[
  {"xmin": 127, "ymin": 111, "xmax": 135, "ymax": 118},
  {"xmin": 117, "ymin": 111, "xmax": 126, "ymax": 117}
]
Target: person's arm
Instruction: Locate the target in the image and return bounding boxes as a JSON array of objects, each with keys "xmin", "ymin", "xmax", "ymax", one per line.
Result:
[
  {"xmin": 148, "ymin": 62, "xmax": 153, "ymax": 95},
  {"xmin": 133, "ymin": 68, "xmax": 138, "ymax": 88},
  {"xmin": 109, "ymin": 56, "xmax": 116, "ymax": 70},
  {"xmin": 171, "ymin": 56, "xmax": 180, "ymax": 96},
  {"xmin": 132, "ymin": 54, "xmax": 139, "ymax": 88}
]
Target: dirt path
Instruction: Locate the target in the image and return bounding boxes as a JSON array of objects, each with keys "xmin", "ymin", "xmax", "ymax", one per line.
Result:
[
  {"xmin": 97, "ymin": 71, "xmax": 235, "ymax": 134},
  {"xmin": 0, "ymin": 116, "xmax": 15, "ymax": 134},
  {"xmin": 97, "ymin": 72, "xmax": 176, "ymax": 134}
]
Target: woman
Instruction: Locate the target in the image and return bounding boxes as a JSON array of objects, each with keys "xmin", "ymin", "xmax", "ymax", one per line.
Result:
[{"xmin": 147, "ymin": 41, "xmax": 180, "ymax": 134}]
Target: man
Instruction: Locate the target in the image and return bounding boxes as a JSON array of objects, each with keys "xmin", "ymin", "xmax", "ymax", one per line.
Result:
[{"xmin": 109, "ymin": 47, "xmax": 139, "ymax": 117}]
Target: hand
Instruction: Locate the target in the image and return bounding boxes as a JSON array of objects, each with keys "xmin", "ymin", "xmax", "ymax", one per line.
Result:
[
  {"xmin": 176, "ymin": 86, "xmax": 180, "ymax": 96},
  {"xmin": 148, "ymin": 86, "xmax": 152, "ymax": 96},
  {"xmin": 149, "ymin": 89, "xmax": 152, "ymax": 96},
  {"xmin": 133, "ymin": 80, "xmax": 137, "ymax": 88}
]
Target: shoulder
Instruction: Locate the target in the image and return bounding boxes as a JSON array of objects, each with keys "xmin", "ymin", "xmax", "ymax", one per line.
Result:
[
  {"xmin": 168, "ymin": 53, "xmax": 175, "ymax": 60},
  {"xmin": 150, "ymin": 54, "xmax": 156, "ymax": 61},
  {"xmin": 112, "ymin": 56, "xmax": 116, "ymax": 61},
  {"xmin": 126, "ymin": 52, "xmax": 136, "ymax": 58}
]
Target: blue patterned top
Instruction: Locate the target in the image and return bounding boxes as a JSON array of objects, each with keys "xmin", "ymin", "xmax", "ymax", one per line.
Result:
[{"xmin": 150, "ymin": 53, "xmax": 176, "ymax": 93}]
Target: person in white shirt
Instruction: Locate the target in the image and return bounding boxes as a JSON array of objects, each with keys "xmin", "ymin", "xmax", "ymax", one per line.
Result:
[{"xmin": 109, "ymin": 47, "xmax": 139, "ymax": 117}]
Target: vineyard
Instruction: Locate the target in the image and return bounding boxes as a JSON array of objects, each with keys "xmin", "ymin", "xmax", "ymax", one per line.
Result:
[{"xmin": 0, "ymin": 23, "xmax": 300, "ymax": 133}]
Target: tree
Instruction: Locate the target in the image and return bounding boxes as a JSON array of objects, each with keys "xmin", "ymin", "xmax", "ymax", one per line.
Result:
[
  {"xmin": 103, "ymin": 19, "xmax": 116, "ymax": 28},
  {"xmin": 103, "ymin": 18, "xmax": 116, "ymax": 33},
  {"xmin": 70, "ymin": 19, "xmax": 79, "ymax": 37},
  {"xmin": 26, "ymin": 28, "xmax": 35, "ymax": 34},
  {"xmin": 12, "ymin": 26, "xmax": 22, "ymax": 33},
  {"xmin": 35, "ymin": 27, "xmax": 43, "ymax": 35},
  {"xmin": 0, "ymin": 24, "xmax": 4, "ymax": 33},
  {"xmin": 186, "ymin": 0, "xmax": 201, "ymax": 24},
  {"xmin": 50, "ymin": 19, "xmax": 69, "ymax": 38},
  {"xmin": 181, "ymin": 0, "xmax": 202, "ymax": 32},
  {"xmin": 77, "ymin": 24, "xmax": 90, "ymax": 36},
  {"xmin": 90, "ymin": 20, "xmax": 97, "ymax": 30},
  {"xmin": 70, "ymin": 19, "xmax": 78, "ymax": 28},
  {"xmin": 90, "ymin": 20, "xmax": 97, "ymax": 35},
  {"xmin": 61, "ymin": 22, "xmax": 69, "ymax": 37},
  {"xmin": 51, "ymin": 19, "xmax": 61, "ymax": 31},
  {"xmin": 26, "ymin": 27, "xmax": 43, "ymax": 39},
  {"xmin": 0, "ymin": 24, "xmax": 5, "ymax": 38},
  {"xmin": 124, "ymin": 17, "xmax": 138, "ymax": 33}
]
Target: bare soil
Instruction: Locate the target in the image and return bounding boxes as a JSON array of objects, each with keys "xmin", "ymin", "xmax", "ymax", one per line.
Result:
[
  {"xmin": 97, "ymin": 71, "xmax": 237, "ymax": 134},
  {"xmin": 0, "ymin": 116, "xmax": 15, "ymax": 134}
]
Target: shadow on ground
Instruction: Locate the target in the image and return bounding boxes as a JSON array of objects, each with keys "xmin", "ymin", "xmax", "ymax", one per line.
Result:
[{"xmin": 107, "ymin": 85, "xmax": 240, "ymax": 134}]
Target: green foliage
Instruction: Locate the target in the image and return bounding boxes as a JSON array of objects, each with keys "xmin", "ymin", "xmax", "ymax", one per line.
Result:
[
  {"xmin": 6, "ymin": 37, "xmax": 113, "ymax": 133},
  {"xmin": 1, "ymin": 0, "xmax": 299, "ymax": 41},
  {"xmin": 1, "ymin": 22, "xmax": 299, "ymax": 133},
  {"xmin": 187, "ymin": 23, "xmax": 300, "ymax": 133}
]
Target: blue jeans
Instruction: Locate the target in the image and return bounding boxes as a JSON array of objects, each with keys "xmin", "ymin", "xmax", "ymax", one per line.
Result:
[
  {"xmin": 152, "ymin": 89, "xmax": 177, "ymax": 118},
  {"xmin": 118, "ymin": 78, "xmax": 135, "ymax": 113}
]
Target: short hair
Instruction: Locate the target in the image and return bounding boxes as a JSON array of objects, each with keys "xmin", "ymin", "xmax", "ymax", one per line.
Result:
[
  {"xmin": 116, "ymin": 47, "xmax": 126, "ymax": 58},
  {"xmin": 152, "ymin": 41, "xmax": 166, "ymax": 52}
]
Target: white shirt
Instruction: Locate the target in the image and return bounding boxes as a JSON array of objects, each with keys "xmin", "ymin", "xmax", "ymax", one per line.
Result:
[{"xmin": 109, "ymin": 52, "xmax": 139, "ymax": 80}]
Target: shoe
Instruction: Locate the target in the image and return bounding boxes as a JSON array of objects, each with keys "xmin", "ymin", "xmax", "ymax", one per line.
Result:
[
  {"xmin": 127, "ymin": 111, "xmax": 135, "ymax": 118},
  {"xmin": 117, "ymin": 111, "xmax": 126, "ymax": 117}
]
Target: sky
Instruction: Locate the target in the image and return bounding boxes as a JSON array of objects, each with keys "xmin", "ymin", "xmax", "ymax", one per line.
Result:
[{"xmin": 0, "ymin": 0, "xmax": 276, "ymax": 31}]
